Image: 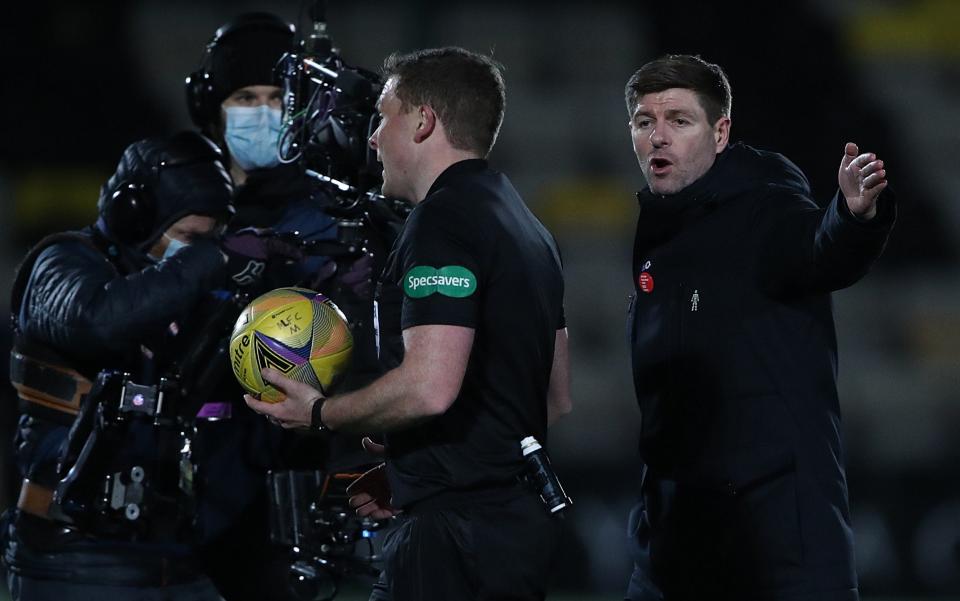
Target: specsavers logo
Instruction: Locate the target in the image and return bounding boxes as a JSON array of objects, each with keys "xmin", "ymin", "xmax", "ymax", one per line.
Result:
[{"xmin": 404, "ymin": 265, "xmax": 477, "ymax": 298}]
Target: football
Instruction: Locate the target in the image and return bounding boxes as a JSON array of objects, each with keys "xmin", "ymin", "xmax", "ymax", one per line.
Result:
[{"xmin": 229, "ymin": 287, "xmax": 353, "ymax": 403}]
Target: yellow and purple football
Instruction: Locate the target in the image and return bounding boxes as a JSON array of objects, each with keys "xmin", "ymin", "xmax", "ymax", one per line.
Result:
[{"xmin": 229, "ymin": 287, "xmax": 353, "ymax": 403}]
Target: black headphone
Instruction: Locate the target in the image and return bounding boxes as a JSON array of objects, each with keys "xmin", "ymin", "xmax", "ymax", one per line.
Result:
[
  {"xmin": 103, "ymin": 181, "xmax": 156, "ymax": 246},
  {"xmin": 100, "ymin": 132, "xmax": 229, "ymax": 247},
  {"xmin": 185, "ymin": 13, "xmax": 295, "ymax": 129}
]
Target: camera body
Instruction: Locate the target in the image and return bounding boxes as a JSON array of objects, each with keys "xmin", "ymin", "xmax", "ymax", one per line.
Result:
[
  {"xmin": 277, "ymin": 50, "xmax": 380, "ymax": 189},
  {"xmin": 54, "ymin": 370, "xmax": 196, "ymax": 542},
  {"xmin": 276, "ymin": 3, "xmax": 410, "ymax": 238}
]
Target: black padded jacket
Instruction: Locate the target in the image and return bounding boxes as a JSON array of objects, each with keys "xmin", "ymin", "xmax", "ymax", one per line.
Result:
[{"xmin": 627, "ymin": 142, "xmax": 895, "ymax": 599}]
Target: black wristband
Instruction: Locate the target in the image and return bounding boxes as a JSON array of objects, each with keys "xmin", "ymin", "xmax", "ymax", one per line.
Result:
[{"xmin": 310, "ymin": 397, "xmax": 329, "ymax": 433}]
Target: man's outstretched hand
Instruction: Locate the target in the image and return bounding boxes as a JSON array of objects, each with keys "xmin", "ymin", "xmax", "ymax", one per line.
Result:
[{"xmin": 839, "ymin": 142, "xmax": 888, "ymax": 221}]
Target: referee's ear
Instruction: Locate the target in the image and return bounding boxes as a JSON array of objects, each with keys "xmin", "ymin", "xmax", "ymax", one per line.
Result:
[{"xmin": 414, "ymin": 105, "xmax": 437, "ymax": 144}]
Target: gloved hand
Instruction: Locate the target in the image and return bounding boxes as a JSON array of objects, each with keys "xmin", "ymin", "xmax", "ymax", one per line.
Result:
[
  {"xmin": 304, "ymin": 253, "xmax": 374, "ymax": 297},
  {"xmin": 221, "ymin": 227, "xmax": 303, "ymax": 287},
  {"xmin": 337, "ymin": 253, "xmax": 374, "ymax": 297}
]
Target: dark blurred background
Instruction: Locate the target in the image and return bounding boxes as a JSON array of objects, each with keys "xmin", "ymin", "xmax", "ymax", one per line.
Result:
[{"xmin": 1, "ymin": 0, "xmax": 958, "ymax": 598}]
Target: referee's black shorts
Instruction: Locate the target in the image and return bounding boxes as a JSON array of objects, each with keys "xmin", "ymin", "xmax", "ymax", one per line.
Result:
[{"xmin": 369, "ymin": 487, "xmax": 563, "ymax": 601}]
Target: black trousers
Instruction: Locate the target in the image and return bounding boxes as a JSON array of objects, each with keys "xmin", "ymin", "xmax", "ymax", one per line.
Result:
[
  {"xmin": 2, "ymin": 512, "xmax": 219, "ymax": 600},
  {"xmin": 625, "ymin": 475, "xmax": 859, "ymax": 601},
  {"xmin": 370, "ymin": 488, "xmax": 562, "ymax": 601}
]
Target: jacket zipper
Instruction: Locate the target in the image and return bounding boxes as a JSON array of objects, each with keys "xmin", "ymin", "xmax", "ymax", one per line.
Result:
[{"xmin": 677, "ymin": 283, "xmax": 685, "ymax": 354}]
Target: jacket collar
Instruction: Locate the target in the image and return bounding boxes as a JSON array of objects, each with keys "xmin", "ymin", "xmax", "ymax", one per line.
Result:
[
  {"xmin": 635, "ymin": 145, "xmax": 731, "ymax": 219},
  {"xmin": 236, "ymin": 162, "xmax": 312, "ymax": 207},
  {"xmin": 425, "ymin": 159, "xmax": 489, "ymax": 200},
  {"xmin": 634, "ymin": 141, "xmax": 812, "ymax": 221}
]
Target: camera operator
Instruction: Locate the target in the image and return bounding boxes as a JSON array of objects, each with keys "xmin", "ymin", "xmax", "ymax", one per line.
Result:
[
  {"xmin": 184, "ymin": 12, "xmax": 387, "ymax": 601},
  {"xmin": 0, "ymin": 131, "xmax": 263, "ymax": 600},
  {"xmin": 186, "ymin": 12, "xmax": 375, "ymax": 300}
]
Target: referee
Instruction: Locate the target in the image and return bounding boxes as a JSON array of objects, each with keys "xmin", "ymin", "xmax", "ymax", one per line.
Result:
[{"xmin": 247, "ymin": 47, "xmax": 572, "ymax": 601}]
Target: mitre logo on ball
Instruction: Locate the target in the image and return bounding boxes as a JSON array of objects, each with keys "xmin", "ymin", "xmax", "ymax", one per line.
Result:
[{"xmin": 229, "ymin": 287, "xmax": 353, "ymax": 403}]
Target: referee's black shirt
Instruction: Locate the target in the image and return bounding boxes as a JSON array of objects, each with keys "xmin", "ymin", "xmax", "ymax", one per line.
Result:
[{"xmin": 375, "ymin": 159, "xmax": 565, "ymax": 509}]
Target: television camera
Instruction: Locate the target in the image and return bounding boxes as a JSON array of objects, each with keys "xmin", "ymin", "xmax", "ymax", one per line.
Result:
[{"xmin": 276, "ymin": 0, "xmax": 410, "ymax": 266}]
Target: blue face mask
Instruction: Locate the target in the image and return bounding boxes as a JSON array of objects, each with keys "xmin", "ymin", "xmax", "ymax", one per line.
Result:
[
  {"xmin": 223, "ymin": 105, "xmax": 283, "ymax": 172},
  {"xmin": 162, "ymin": 235, "xmax": 189, "ymax": 260}
]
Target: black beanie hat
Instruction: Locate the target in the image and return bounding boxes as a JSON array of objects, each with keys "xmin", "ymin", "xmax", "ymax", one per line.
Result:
[
  {"xmin": 98, "ymin": 131, "xmax": 235, "ymax": 249},
  {"xmin": 206, "ymin": 13, "xmax": 295, "ymax": 114}
]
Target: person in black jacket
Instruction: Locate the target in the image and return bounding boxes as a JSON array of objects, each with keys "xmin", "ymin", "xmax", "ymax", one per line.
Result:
[
  {"xmin": 183, "ymin": 13, "xmax": 398, "ymax": 601},
  {"xmin": 623, "ymin": 55, "xmax": 894, "ymax": 601},
  {"xmin": 0, "ymin": 131, "xmax": 257, "ymax": 600},
  {"xmin": 245, "ymin": 47, "xmax": 572, "ymax": 601}
]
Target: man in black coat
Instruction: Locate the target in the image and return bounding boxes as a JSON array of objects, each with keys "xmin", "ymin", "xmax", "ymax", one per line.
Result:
[
  {"xmin": 1, "ymin": 131, "xmax": 239, "ymax": 600},
  {"xmin": 623, "ymin": 55, "xmax": 894, "ymax": 601}
]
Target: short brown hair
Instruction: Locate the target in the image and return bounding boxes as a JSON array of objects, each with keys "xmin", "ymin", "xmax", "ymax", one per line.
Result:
[
  {"xmin": 625, "ymin": 54, "xmax": 732, "ymax": 124},
  {"xmin": 383, "ymin": 47, "xmax": 506, "ymax": 157}
]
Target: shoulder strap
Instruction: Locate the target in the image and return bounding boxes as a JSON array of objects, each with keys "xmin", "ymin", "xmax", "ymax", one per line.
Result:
[{"xmin": 9, "ymin": 231, "xmax": 114, "ymax": 418}]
